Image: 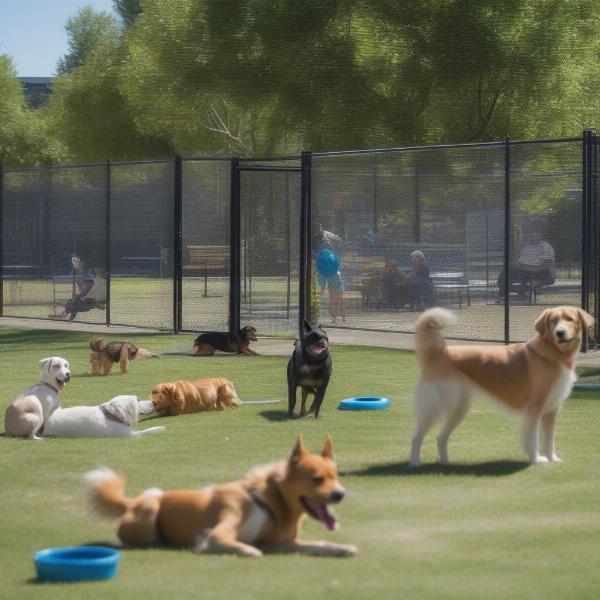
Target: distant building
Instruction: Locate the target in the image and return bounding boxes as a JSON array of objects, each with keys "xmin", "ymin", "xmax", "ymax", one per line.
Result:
[{"xmin": 18, "ymin": 77, "xmax": 54, "ymax": 108}]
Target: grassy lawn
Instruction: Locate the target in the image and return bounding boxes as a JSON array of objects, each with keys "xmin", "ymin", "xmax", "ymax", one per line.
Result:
[{"xmin": 1, "ymin": 327, "xmax": 600, "ymax": 599}]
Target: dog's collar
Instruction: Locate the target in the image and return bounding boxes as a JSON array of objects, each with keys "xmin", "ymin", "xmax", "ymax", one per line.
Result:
[
  {"xmin": 562, "ymin": 358, "xmax": 575, "ymax": 370},
  {"xmin": 249, "ymin": 486, "xmax": 277, "ymax": 525},
  {"xmin": 100, "ymin": 404, "xmax": 129, "ymax": 425}
]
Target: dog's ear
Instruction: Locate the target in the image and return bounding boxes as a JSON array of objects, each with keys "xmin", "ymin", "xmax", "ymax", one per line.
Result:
[
  {"xmin": 290, "ymin": 435, "xmax": 307, "ymax": 465},
  {"xmin": 577, "ymin": 308, "xmax": 594, "ymax": 330},
  {"xmin": 321, "ymin": 433, "xmax": 334, "ymax": 459},
  {"xmin": 302, "ymin": 320, "xmax": 312, "ymax": 335},
  {"xmin": 166, "ymin": 383, "xmax": 186, "ymax": 415},
  {"xmin": 38, "ymin": 357, "xmax": 53, "ymax": 371},
  {"xmin": 534, "ymin": 309, "xmax": 552, "ymax": 334}
]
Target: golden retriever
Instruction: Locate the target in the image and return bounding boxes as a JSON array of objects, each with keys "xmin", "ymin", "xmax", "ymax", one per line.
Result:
[
  {"xmin": 138, "ymin": 378, "xmax": 241, "ymax": 416},
  {"xmin": 84, "ymin": 435, "xmax": 357, "ymax": 557},
  {"xmin": 410, "ymin": 305, "xmax": 593, "ymax": 466}
]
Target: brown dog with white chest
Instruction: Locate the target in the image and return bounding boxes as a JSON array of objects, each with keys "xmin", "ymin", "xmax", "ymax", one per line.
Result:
[
  {"xmin": 84, "ymin": 435, "xmax": 357, "ymax": 558},
  {"xmin": 138, "ymin": 378, "xmax": 241, "ymax": 417},
  {"xmin": 410, "ymin": 305, "xmax": 593, "ymax": 466}
]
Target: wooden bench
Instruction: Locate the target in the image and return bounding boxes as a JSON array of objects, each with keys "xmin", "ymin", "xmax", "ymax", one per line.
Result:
[{"xmin": 183, "ymin": 245, "xmax": 230, "ymax": 298}]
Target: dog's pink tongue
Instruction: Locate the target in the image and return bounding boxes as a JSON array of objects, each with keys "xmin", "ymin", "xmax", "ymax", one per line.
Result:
[{"xmin": 316, "ymin": 504, "xmax": 338, "ymax": 531}]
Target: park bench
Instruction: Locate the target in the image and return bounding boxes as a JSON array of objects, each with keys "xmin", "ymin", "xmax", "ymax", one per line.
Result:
[{"xmin": 183, "ymin": 245, "xmax": 230, "ymax": 297}]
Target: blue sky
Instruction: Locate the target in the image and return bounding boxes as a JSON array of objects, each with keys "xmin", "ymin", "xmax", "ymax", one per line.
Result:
[{"xmin": 0, "ymin": 0, "xmax": 117, "ymax": 76}]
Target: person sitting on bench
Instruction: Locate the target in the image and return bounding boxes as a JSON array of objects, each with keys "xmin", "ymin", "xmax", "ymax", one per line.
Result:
[
  {"xmin": 56, "ymin": 255, "xmax": 106, "ymax": 320},
  {"xmin": 497, "ymin": 231, "xmax": 555, "ymax": 301}
]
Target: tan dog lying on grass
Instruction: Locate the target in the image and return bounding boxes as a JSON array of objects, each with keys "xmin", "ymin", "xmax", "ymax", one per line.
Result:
[
  {"xmin": 84, "ymin": 435, "xmax": 357, "ymax": 558},
  {"xmin": 410, "ymin": 305, "xmax": 593, "ymax": 466},
  {"xmin": 138, "ymin": 378, "xmax": 241, "ymax": 416}
]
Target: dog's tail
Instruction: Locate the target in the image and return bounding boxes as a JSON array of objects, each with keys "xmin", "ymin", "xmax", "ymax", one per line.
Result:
[
  {"xmin": 84, "ymin": 468, "xmax": 134, "ymax": 519},
  {"xmin": 133, "ymin": 347, "xmax": 159, "ymax": 359},
  {"xmin": 89, "ymin": 337, "xmax": 107, "ymax": 352},
  {"xmin": 414, "ymin": 308, "xmax": 457, "ymax": 364}
]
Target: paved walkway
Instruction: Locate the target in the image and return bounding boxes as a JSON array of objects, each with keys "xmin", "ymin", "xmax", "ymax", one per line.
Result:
[{"xmin": 2, "ymin": 316, "xmax": 600, "ymax": 367}]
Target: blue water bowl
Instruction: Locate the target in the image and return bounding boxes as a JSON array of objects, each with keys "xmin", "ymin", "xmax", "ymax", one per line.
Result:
[
  {"xmin": 33, "ymin": 546, "xmax": 120, "ymax": 583},
  {"xmin": 338, "ymin": 396, "xmax": 392, "ymax": 411}
]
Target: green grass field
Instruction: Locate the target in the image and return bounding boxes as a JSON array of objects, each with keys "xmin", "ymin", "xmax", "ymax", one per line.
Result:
[{"xmin": 1, "ymin": 327, "xmax": 600, "ymax": 599}]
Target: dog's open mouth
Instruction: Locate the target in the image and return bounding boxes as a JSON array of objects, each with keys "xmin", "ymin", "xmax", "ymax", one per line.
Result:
[
  {"xmin": 300, "ymin": 496, "xmax": 338, "ymax": 531},
  {"xmin": 54, "ymin": 379, "xmax": 66, "ymax": 390},
  {"xmin": 307, "ymin": 340, "xmax": 328, "ymax": 357}
]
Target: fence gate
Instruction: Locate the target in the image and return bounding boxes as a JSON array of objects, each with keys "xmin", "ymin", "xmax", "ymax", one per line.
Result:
[{"xmin": 237, "ymin": 159, "xmax": 302, "ymax": 336}]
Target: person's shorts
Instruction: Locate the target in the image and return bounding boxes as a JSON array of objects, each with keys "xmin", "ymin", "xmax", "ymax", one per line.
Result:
[{"xmin": 318, "ymin": 271, "xmax": 344, "ymax": 293}]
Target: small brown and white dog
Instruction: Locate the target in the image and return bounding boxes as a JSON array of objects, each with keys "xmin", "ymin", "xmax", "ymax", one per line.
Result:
[
  {"xmin": 84, "ymin": 435, "xmax": 357, "ymax": 558},
  {"xmin": 89, "ymin": 337, "xmax": 157, "ymax": 376},
  {"xmin": 138, "ymin": 378, "xmax": 241, "ymax": 417},
  {"xmin": 410, "ymin": 305, "xmax": 593, "ymax": 466},
  {"xmin": 4, "ymin": 357, "xmax": 71, "ymax": 439}
]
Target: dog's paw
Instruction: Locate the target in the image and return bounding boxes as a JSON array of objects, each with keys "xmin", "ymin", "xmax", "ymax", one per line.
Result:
[
  {"xmin": 238, "ymin": 546, "xmax": 263, "ymax": 558},
  {"xmin": 531, "ymin": 454, "xmax": 549, "ymax": 464},
  {"xmin": 333, "ymin": 543, "xmax": 358, "ymax": 557},
  {"xmin": 549, "ymin": 454, "xmax": 562, "ymax": 463}
]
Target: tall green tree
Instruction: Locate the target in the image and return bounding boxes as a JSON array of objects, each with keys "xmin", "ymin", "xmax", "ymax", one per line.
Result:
[
  {"xmin": 0, "ymin": 55, "xmax": 65, "ymax": 166},
  {"xmin": 56, "ymin": 6, "xmax": 120, "ymax": 75}
]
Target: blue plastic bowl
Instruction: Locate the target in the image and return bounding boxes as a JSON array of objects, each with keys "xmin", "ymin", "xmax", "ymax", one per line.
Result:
[
  {"xmin": 33, "ymin": 546, "xmax": 120, "ymax": 582},
  {"xmin": 338, "ymin": 396, "xmax": 392, "ymax": 411}
]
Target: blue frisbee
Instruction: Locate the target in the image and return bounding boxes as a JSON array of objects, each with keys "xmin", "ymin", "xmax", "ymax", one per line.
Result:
[
  {"xmin": 33, "ymin": 546, "xmax": 120, "ymax": 582},
  {"xmin": 316, "ymin": 249, "xmax": 340, "ymax": 277},
  {"xmin": 338, "ymin": 396, "xmax": 392, "ymax": 411}
]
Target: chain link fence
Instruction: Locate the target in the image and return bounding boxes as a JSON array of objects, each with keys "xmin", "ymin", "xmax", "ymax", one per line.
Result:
[{"xmin": 1, "ymin": 135, "xmax": 597, "ymax": 344}]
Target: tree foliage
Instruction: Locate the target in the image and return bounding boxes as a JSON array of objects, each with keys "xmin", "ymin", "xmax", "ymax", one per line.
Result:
[
  {"xmin": 56, "ymin": 7, "xmax": 120, "ymax": 75},
  {"xmin": 3, "ymin": 0, "xmax": 600, "ymax": 164},
  {"xmin": 0, "ymin": 55, "xmax": 65, "ymax": 166}
]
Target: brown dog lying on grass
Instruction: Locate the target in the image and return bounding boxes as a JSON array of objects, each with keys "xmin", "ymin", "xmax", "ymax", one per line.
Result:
[
  {"xmin": 84, "ymin": 435, "xmax": 357, "ymax": 557},
  {"xmin": 138, "ymin": 378, "xmax": 241, "ymax": 416}
]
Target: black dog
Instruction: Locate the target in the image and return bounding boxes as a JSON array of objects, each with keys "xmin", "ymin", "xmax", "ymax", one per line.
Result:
[
  {"xmin": 192, "ymin": 326, "xmax": 259, "ymax": 356},
  {"xmin": 287, "ymin": 321, "xmax": 332, "ymax": 418}
]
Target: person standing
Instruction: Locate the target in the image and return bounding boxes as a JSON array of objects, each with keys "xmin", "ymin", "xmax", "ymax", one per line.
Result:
[{"xmin": 313, "ymin": 222, "xmax": 346, "ymax": 324}]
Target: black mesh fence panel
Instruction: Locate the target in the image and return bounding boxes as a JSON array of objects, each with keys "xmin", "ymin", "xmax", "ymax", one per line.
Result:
[
  {"xmin": 509, "ymin": 142, "xmax": 582, "ymax": 341},
  {"xmin": 3, "ymin": 165, "xmax": 107, "ymax": 323},
  {"xmin": 110, "ymin": 161, "xmax": 174, "ymax": 329},
  {"xmin": 181, "ymin": 158, "xmax": 231, "ymax": 332},
  {"xmin": 240, "ymin": 163, "xmax": 301, "ymax": 335},
  {"xmin": 0, "ymin": 139, "xmax": 590, "ymax": 342},
  {"xmin": 311, "ymin": 146, "xmax": 506, "ymax": 341}
]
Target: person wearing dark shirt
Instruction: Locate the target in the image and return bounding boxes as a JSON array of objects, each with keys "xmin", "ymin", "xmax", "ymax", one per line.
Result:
[{"xmin": 407, "ymin": 250, "xmax": 434, "ymax": 310}]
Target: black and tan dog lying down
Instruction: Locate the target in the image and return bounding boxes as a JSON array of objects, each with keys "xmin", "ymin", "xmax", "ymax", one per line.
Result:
[
  {"xmin": 84, "ymin": 435, "xmax": 356, "ymax": 557},
  {"xmin": 192, "ymin": 326, "xmax": 259, "ymax": 356}
]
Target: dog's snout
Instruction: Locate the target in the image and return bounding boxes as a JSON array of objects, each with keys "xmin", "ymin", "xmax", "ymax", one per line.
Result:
[
  {"xmin": 555, "ymin": 327, "xmax": 567, "ymax": 339},
  {"xmin": 329, "ymin": 488, "xmax": 345, "ymax": 503},
  {"xmin": 64, "ymin": 372, "xmax": 71, "ymax": 382}
]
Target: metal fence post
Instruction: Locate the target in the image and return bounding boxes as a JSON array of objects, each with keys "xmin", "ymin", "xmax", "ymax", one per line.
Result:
[
  {"xmin": 581, "ymin": 129, "xmax": 597, "ymax": 350},
  {"xmin": 299, "ymin": 151, "xmax": 312, "ymax": 333},
  {"xmin": 503, "ymin": 137, "xmax": 511, "ymax": 344},
  {"xmin": 229, "ymin": 157, "xmax": 241, "ymax": 333},
  {"xmin": 173, "ymin": 155, "xmax": 183, "ymax": 334},
  {"xmin": 0, "ymin": 162, "xmax": 3, "ymax": 318},
  {"xmin": 105, "ymin": 160, "xmax": 111, "ymax": 326}
]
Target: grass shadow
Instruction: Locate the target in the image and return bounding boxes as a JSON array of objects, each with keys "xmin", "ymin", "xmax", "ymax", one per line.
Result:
[
  {"xmin": 344, "ymin": 460, "xmax": 529, "ymax": 478},
  {"xmin": 258, "ymin": 409, "xmax": 289, "ymax": 422}
]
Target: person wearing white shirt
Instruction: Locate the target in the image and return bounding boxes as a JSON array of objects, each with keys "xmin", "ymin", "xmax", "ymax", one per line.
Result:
[{"xmin": 497, "ymin": 232, "xmax": 555, "ymax": 300}]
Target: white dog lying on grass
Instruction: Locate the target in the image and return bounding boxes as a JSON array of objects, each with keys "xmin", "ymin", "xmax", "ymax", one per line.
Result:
[{"xmin": 44, "ymin": 395, "xmax": 165, "ymax": 438}]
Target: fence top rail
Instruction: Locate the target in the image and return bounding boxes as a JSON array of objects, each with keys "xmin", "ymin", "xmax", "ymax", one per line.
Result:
[
  {"xmin": 239, "ymin": 155, "xmax": 301, "ymax": 162},
  {"xmin": 311, "ymin": 136, "xmax": 583, "ymax": 158},
  {"xmin": 0, "ymin": 137, "xmax": 586, "ymax": 173},
  {"xmin": 181, "ymin": 156, "xmax": 234, "ymax": 162}
]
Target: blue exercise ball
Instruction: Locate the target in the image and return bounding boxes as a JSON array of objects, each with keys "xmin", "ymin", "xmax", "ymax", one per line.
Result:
[{"xmin": 316, "ymin": 249, "xmax": 340, "ymax": 277}]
